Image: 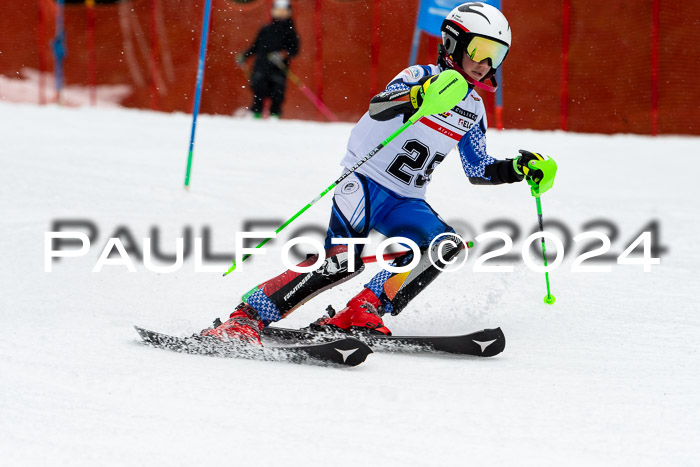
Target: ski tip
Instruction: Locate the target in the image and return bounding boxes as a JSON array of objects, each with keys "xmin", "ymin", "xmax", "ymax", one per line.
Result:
[{"xmin": 133, "ymin": 326, "xmax": 149, "ymax": 340}]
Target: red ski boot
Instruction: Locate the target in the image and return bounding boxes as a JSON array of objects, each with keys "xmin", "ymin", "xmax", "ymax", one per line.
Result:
[
  {"xmin": 316, "ymin": 288, "xmax": 391, "ymax": 335},
  {"xmin": 201, "ymin": 304, "xmax": 264, "ymax": 345}
]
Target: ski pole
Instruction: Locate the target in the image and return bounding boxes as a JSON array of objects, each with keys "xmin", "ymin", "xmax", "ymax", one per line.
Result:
[
  {"xmin": 526, "ymin": 156, "xmax": 558, "ymax": 305},
  {"xmin": 532, "ymin": 193, "xmax": 555, "ymax": 305},
  {"xmin": 224, "ymin": 69, "xmax": 469, "ymax": 276},
  {"xmin": 268, "ymin": 53, "xmax": 339, "ymax": 122}
]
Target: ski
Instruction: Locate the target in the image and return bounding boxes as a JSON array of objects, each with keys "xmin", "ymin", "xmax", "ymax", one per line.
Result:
[
  {"xmin": 262, "ymin": 326, "xmax": 506, "ymax": 357},
  {"xmin": 134, "ymin": 326, "xmax": 372, "ymax": 367}
]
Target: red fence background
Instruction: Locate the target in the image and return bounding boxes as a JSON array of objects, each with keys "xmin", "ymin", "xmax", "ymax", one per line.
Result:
[{"xmin": 1, "ymin": 0, "xmax": 697, "ymax": 135}]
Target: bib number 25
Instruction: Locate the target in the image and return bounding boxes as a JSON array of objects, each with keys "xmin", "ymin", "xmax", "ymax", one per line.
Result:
[{"xmin": 386, "ymin": 139, "xmax": 445, "ymax": 188}]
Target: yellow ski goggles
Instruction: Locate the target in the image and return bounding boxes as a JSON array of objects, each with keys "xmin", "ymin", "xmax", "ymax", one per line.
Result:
[{"xmin": 465, "ymin": 36, "xmax": 509, "ymax": 69}]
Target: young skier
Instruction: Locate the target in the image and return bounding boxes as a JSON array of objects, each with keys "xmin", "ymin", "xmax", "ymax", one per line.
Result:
[
  {"xmin": 237, "ymin": 0, "xmax": 299, "ymax": 118},
  {"xmin": 204, "ymin": 2, "xmax": 556, "ymax": 343}
]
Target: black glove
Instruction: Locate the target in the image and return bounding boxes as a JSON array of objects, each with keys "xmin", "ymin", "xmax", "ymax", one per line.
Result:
[{"xmin": 514, "ymin": 150, "xmax": 546, "ymax": 184}]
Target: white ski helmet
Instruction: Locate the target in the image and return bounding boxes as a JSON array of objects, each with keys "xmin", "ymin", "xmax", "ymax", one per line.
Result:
[{"xmin": 440, "ymin": 2, "xmax": 511, "ymax": 75}]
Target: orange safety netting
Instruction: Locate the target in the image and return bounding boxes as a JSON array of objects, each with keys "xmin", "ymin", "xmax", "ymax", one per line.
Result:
[{"xmin": 0, "ymin": 0, "xmax": 697, "ymax": 134}]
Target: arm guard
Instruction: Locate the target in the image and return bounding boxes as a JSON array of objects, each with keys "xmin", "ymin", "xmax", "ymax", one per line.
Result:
[
  {"xmin": 368, "ymin": 89, "xmax": 416, "ymax": 121},
  {"xmin": 368, "ymin": 74, "xmax": 433, "ymax": 122}
]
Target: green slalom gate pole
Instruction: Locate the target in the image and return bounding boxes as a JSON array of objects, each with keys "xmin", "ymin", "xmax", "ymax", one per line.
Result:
[{"xmin": 224, "ymin": 70, "xmax": 469, "ymax": 276}]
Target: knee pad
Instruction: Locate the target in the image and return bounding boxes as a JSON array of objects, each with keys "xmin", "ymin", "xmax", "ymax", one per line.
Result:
[{"xmin": 379, "ymin": 233, "xmax": 464, "ymax": 315}]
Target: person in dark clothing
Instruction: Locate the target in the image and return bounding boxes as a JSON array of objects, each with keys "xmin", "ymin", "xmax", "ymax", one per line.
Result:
[{"xmin": 237, "ymin": 1, "xmax": 300, "ymax": 119}]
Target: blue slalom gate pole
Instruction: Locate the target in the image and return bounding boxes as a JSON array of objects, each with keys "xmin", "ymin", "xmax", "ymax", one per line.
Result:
[
  {"xmin": 408, "ymin": 0, "xmax": 423, "ymax": 66},
  {"xmin": 184, "ymin": 0, "xmax": 213, "ymax": 189},
  {"xmin": 51, "ymin": 0, "xmax": 66, "ymax": 104}
]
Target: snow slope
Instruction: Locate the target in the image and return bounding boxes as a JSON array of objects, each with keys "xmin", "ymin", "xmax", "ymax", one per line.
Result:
[{"xmin": 1, "ymin": 102, "xmax": 699, "ymax": 466}]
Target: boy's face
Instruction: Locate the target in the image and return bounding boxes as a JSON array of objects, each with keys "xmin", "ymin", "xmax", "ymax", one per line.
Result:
[{"xmin": 461, "ymin": 54, "xmax": 492, "ymax": 82}]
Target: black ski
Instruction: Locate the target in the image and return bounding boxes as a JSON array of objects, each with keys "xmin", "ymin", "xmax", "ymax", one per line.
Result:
[
  {"xmin": 134, "ymin": 326, "xmax": 372, "ymax": 367},
  {"xmin": 261, "ymin": 326, "xmax": 506, "ymax": 357}
]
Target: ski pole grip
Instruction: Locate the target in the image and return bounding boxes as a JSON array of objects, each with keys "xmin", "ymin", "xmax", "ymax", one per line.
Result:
[
  {"xmin": 528, "ymin": 157, "xmax": 558, "ymax": 197},
  {"xmin": 410, "ymin": 70, "xmax": 469, "ymax": 124}
]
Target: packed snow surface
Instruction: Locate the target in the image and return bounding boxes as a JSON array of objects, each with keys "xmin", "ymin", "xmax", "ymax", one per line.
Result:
[{"xmin": 1, "ymin": 102, "xmax": 698, "ymax": 466}]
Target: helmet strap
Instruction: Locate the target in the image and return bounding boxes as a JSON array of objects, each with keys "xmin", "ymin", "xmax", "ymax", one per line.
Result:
[{"xmin": 462, "ymin": 70, "xmax": 498, "ymax": 93}]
